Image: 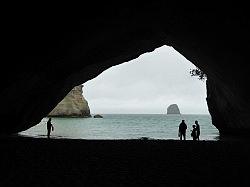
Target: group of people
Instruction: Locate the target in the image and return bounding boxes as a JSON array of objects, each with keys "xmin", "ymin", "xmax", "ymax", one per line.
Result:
[{"xmin": 178, "ymin": 120, "xmax": 200, "ymax": 140}]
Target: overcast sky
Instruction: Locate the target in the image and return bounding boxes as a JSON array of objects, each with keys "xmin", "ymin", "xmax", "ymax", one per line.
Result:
[{"xmin": 83, "ymin": 45, "xmax": 209, "ymax": 114}]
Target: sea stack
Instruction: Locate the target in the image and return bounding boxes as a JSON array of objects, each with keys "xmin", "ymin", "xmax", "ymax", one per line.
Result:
[
  {"xmin": 48, "ymin": 85, "xmax": 91, "ymax": 117},
  {"xmin": 167, "ymin": 104, "xmax": 181, "ymax": 114}
]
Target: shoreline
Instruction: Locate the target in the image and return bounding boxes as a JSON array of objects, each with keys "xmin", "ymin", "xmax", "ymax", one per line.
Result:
[
  {"xmin": 9, "ymin": 132, "xmax": 250, "ymax": 142},
  {"xmin": 1, "ymin": 136, "xmax": 250, "ymax": 185}
]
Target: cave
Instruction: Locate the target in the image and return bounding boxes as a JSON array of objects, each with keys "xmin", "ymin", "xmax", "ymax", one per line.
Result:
[{"xmin": 1, "ymin": 4, "xmax": 250, "ymax": 136}]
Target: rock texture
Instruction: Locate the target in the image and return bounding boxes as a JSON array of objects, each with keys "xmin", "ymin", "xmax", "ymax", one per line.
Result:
[
  {"xmin": 206, "ymin": 78, "xmax": 250, "ymax": 135},
  {"xmin": 48, "ymin": 85, "xmax": 91, "ymax": 117},
  {"xmin": 167, "ymin": 104, "xmax": 181, "ymax": 114},
  {"xmin": 1, "ymin": 4, "xmax": 250, "ymax": 135},
  {"xmin": 93, "ymin": 114, "xmax": 103, "ymax": 118}
]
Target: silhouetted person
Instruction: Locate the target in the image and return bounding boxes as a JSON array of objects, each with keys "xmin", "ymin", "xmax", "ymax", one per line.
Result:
[
  {"xmin": 195, "ymin": 120, "xmax": 200, "ymax": 140},
  {"xmin": 46, "ymin": 118, "xmax": 54, "ymax": 139},
  {"xmin": 191, "ymin": 125, "xmax": 197, "ymax": 140},
  {"xmin": 178, "ymin": 120, "xmax": 187, "ymax": 140}
]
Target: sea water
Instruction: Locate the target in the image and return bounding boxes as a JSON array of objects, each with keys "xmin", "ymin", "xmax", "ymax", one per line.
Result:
[{"xmin": 19, "ymin": 114, "xmax": 219, "ymax": 140}]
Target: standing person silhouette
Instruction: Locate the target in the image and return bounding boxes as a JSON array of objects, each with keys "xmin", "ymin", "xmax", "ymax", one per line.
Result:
[
  {"xmin": 46, "ymin": 118, "xmax": 54, "ymax": 139},
  {"xmin": 178, "ymin": 120, "xmax": 187, "ymax": 140},
  {"xmin": 191, "ymin": 125, "xmax": 197, "ymax": 140},
  {"xmin": 195, "ymin": 120, "xmax": 200, "ymax": 140}
]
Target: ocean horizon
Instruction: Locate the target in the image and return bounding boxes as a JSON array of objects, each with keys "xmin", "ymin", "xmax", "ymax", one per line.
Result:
[{"xmin": 19, "ymin": 114, "xmax": 219, "ymax": 140}]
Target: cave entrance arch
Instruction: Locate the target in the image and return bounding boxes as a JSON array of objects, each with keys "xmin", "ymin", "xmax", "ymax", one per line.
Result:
[
  {"xmin": 19, "ymin": 45, "xmax": 219, "ymax": 140},
  {"xmin": 1, "ymin": 5, "xmax": 249, "ymax": 137}
]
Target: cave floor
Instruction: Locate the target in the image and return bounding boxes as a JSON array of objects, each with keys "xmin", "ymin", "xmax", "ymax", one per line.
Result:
[{"xmin": 0, "ymin": 137, "xmax": 250, "ymax": 186}]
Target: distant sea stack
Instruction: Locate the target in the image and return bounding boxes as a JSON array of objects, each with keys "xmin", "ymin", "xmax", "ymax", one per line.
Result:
[
  {"xmin": 167, "ymin": 104, "xmax": 181, "ymax": 114},
  {"xmin": 48, "ymin": 85, "xmax": 91, "ymax": 117}
]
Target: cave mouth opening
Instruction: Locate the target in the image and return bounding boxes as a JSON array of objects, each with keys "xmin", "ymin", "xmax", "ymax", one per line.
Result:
[
  {"xmin": 84, "ymin": 45, "xmax": 208, "ymax": 115},
  {"xmin": 19, "ymin": 45, "xmax": 219, "ymax": 140}
]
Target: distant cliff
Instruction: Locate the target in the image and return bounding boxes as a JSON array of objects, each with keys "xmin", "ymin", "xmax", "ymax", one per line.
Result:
[
  {"xmin": 48, "ymin": 85, "xmax": 91, "ymax": 117},
  {"xmin": 167, "ymin": 104, "xmax": 181, "ymax": 114}
]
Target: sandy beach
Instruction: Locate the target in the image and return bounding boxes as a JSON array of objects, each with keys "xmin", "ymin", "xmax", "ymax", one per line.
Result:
[{"xmin": 1, "ymin": 136, "xmax": 250, "ymax": 186}]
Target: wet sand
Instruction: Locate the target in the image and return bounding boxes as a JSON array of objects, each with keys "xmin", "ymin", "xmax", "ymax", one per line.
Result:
[{"xmin": 1, "ymin": 137, "xmax": 250, "ymax": 186}]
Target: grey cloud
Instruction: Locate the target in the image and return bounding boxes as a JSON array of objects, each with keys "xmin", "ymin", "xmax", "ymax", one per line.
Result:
[{"xmin": 84, "ymin": 46, "xmax": 209, "ymax": 114}]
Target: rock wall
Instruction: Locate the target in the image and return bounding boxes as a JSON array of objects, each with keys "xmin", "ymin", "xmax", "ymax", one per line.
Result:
[
  {"xmin": 206, "ymin": 78, "xmax": 250, "ymax": 135},
  {"xmin": 48, "ymin": 85, "xmax": 91, "ymax": 117}
]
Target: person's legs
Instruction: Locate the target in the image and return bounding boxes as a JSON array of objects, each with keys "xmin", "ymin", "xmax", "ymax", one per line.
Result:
[{"xmin": 47, "ymin": 129, "xmax": 51, "ymax": 138}]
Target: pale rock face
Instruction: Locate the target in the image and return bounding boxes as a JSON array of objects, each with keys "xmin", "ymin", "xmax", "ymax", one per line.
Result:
[
  {"xmin": 48, "ymin": 85, "xmax": 91, "ymax": 117},
  {"xmin": 167, "ymin": 104, "xmax": 181, "ymax": 114}
]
